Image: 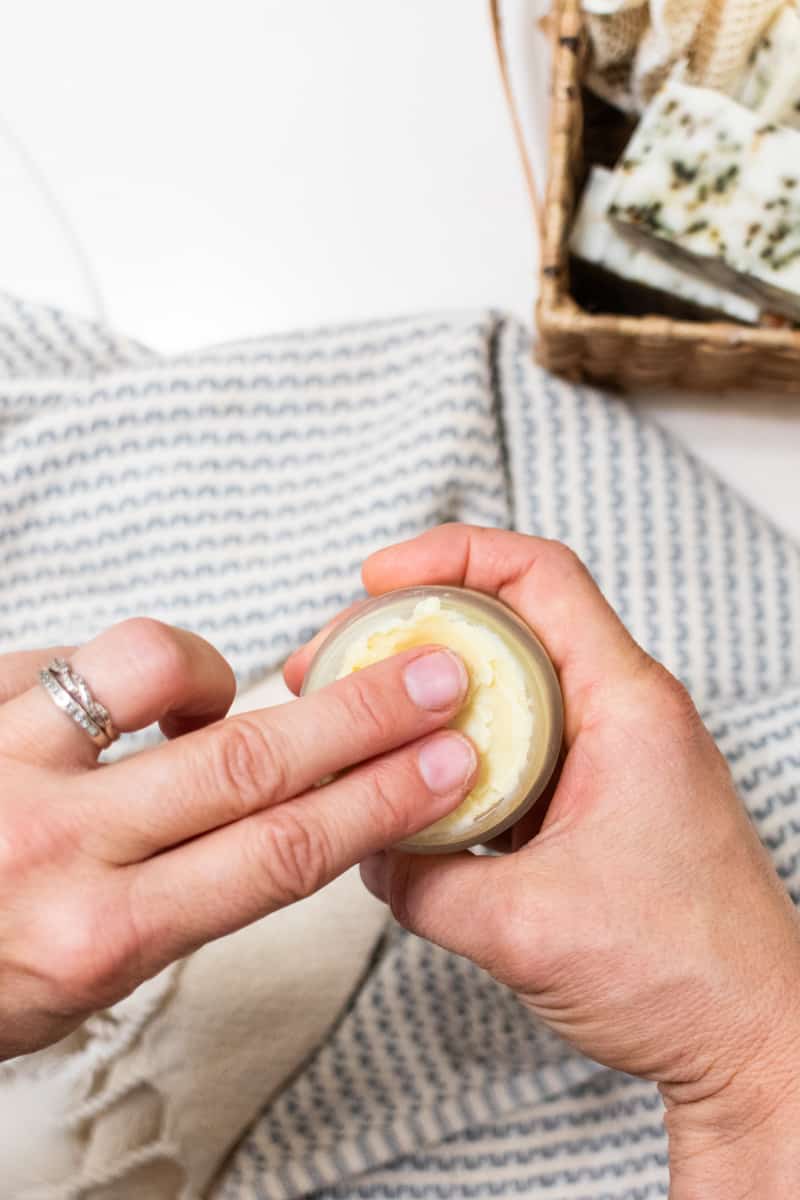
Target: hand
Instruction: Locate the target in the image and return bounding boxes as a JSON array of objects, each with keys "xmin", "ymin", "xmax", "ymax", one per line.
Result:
[
  {"xmin": 288, "ymin": 525, "xmax": 800, "ymax": 1198},
  {"xmin": 0, "ymin": 618, "xmax": 476, "ymax": 1059}
]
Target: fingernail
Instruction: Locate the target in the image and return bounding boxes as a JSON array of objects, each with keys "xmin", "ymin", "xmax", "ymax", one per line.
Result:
[
  {"xmin": 360, "ymin": 854, "xmax": 388, "ymax": 901},
  {"xmin": 418, "ymin": 732, "xmax": 476, "ymax": 794},
  {"xmin": 403, "ymin": 650, "xmax": 468, "ymax": 711}
]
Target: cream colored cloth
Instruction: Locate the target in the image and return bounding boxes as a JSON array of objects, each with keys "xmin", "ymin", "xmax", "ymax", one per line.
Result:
[
  {"xmin": 6, "ymin": 870, "xmax": 385, "ymax": 1200},
  {"xmin": 584, "ymin": 0, "xmax": 784, "ymax": 110}
]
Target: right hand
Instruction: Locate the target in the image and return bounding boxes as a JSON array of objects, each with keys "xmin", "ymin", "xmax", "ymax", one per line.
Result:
[
  {"xmin": 288, "ymin": 525, "xmax": 800, "ymax": 1198},
  {"xmin": 0, "ymin": 618, "xmax": 476, "ymax": 1060}
]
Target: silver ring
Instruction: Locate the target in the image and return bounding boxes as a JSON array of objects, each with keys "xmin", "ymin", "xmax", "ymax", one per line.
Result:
[{"xmin": 38, "ymin": 658, "xmax": 119, "ymax": 749}]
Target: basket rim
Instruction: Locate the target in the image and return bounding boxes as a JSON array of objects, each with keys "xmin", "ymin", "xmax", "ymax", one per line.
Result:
[{"xmin": 538, "ymin": 301, "xmax": 800, "ymax": 348}]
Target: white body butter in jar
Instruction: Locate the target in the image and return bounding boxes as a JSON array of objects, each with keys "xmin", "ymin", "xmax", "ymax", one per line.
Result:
[{"xmin": 301, "ymin": 586, "xmax": 563, "ymax": 853}]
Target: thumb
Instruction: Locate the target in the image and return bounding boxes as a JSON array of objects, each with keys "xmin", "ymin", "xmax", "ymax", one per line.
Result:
[{"xmin": 361, "ymin": 849, "xmax": 549, "ymax": 976}]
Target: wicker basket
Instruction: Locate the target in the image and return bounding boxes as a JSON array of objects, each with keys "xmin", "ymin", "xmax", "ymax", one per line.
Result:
[{"xmin": 493, "ymin": 0, "xmax": 800, "ymax": 393}]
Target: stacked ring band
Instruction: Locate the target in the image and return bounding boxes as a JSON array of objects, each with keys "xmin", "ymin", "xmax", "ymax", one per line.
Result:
[{"xmin": 38, "ymin": 658, "xmax": 119, "ymax": 749}]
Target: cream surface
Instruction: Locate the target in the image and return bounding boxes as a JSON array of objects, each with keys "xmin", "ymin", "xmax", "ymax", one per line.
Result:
[{"xmin": 337, "ymin": 596, "xmax": 535, "ymax": 837}]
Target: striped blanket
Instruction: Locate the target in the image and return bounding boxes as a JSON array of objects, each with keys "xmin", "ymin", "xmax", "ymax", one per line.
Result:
[{"xmin": 2, "ymin": 297, "xmax": 800, "ymax": 1199}]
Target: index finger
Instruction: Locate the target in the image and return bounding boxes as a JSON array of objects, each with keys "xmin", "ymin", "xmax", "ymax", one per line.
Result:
[
  {"xmin": 362, "ymin": 524, "xmax": 650, "ymax": 738},
  {"xmin": 81, "ymin": 644, "xmax": 469, "ymax": 862}
]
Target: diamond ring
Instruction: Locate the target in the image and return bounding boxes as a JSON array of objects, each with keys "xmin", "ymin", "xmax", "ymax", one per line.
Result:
[{"xmin": 38, "ymin": 657, "xmax": 119, "ymax": 749}]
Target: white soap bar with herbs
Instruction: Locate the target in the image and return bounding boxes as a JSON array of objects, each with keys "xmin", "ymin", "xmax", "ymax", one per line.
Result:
[
  {"xmin": 609, "ymin": 80, "xmax": 800, "ymax": 320},
  {"xmin": 735, "ymin": 4, "xmax": 800, "ymax": 130},
  {"xmin": 570, "ymin": 166, "xmax": 760, "ymax": 323}
]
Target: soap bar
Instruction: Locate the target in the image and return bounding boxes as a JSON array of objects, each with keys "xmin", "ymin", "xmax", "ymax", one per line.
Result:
[
  {"xmin": 734, "ymin": 4, "xmax": 800, "ymax": 131},
  {"xmin": 608, "ymin": 79, "xmax": 800, "ymax": 320},
  {"xmin": 570, "ymin": 166, "xmax": 760, "ymax": 323}
]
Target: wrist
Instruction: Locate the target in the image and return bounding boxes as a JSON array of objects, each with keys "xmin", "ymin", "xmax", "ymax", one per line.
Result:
[
  {"xmin": 667, "ymin": 1100, "xmax": 800, "ymax": 1199},
  {"xmin": 663, "ymin": 1013, "xmax": 800, "ymax": 1199}
]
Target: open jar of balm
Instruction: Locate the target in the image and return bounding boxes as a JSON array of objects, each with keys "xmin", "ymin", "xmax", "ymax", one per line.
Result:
[{"xmin": 301, "ymin": 586, "xmax": 563, "ymax": 853}]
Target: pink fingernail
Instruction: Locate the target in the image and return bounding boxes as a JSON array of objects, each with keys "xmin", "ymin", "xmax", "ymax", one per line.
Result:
[
  {"xmin": 418, "ymin": 733, "xmax": 476, "ymax": 794},
  {"xmin": 403, "ymin": 650, "xmax": 468, "ymax": 711}
]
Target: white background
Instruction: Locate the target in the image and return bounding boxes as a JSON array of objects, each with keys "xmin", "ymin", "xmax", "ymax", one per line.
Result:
[{"xmin": 1, "ymin": 0, "xmax": 798, "ymax": 539}]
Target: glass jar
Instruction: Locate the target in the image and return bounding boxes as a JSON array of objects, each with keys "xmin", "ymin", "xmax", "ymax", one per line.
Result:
[{"xmin": 301, "ymin": 585, "xmax": 563, "ymax": 853}]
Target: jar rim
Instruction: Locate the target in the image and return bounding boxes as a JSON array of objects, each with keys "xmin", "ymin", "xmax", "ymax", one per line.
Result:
[{"xmin": 301, "ymin": 585, "xmax": 564, "ymax": 854}]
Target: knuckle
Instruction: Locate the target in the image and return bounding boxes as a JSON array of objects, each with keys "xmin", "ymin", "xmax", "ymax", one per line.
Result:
[
  {"xmin": 0, "ymin": 794, "xmax": 78, "ymax": 881},
  {"xmin": 40, "ymin": 898, "xmax": 132, "ymax": 1014},
  {"xmin": 209, "ymin": 717, "xmax": 291, "ymax": 816},
  {"xmin": 341, "ymin": 672, "xmax": 394, "ymax": 745},
  {"xmin": 621, "ymin": 660, "xmax": 712, "ymax": 762},
  {"xmin": 255, "ymin": 808, "xmax": 332, "ymax": 906},
  {"xmin": 543, "ymin": 540, "xmax": 587, "ymax": 579},
  {"xmin": 481, "ymin": 870, "xmax": 560, "ymax": 987},
  {"xmin": 0, "ymin": 815, "xmax": 33, "ymax": 882},
  {"xmin": 117, "ymin": 617, "xmax": 192, "ymax": 692},
  {"xmin": 364, "ymin": 760, "xmax": 415, "ymax": 839},
  {"xmin": 639, "ymin": 662, "xmax": 699, "ymax": 731}
]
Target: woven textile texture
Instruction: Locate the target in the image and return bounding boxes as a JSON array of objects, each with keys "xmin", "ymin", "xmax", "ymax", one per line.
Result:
[{"xmin": 1, "ymin": 298, "xmax": 799, "ymax": 1198}]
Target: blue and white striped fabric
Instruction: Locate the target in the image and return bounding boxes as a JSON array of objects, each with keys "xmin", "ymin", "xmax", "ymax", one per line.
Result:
[
  {"xmin": 1, "ymin": 303, "xmax": 507, "ymax": 685},
  {"xmin": 2, "ymin": 297, "xmax": 799, "ymax": 1199}
]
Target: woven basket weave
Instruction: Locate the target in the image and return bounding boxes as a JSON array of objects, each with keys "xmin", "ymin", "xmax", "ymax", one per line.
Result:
[{"xmin": 493, "ymin": 0, "xmax": 800, "ymax": 393}]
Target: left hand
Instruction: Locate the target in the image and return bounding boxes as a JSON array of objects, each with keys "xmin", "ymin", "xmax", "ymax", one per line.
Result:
[{"xmin": 0, "ymin": 618, "xmax": 474, "ymax": 1058}]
